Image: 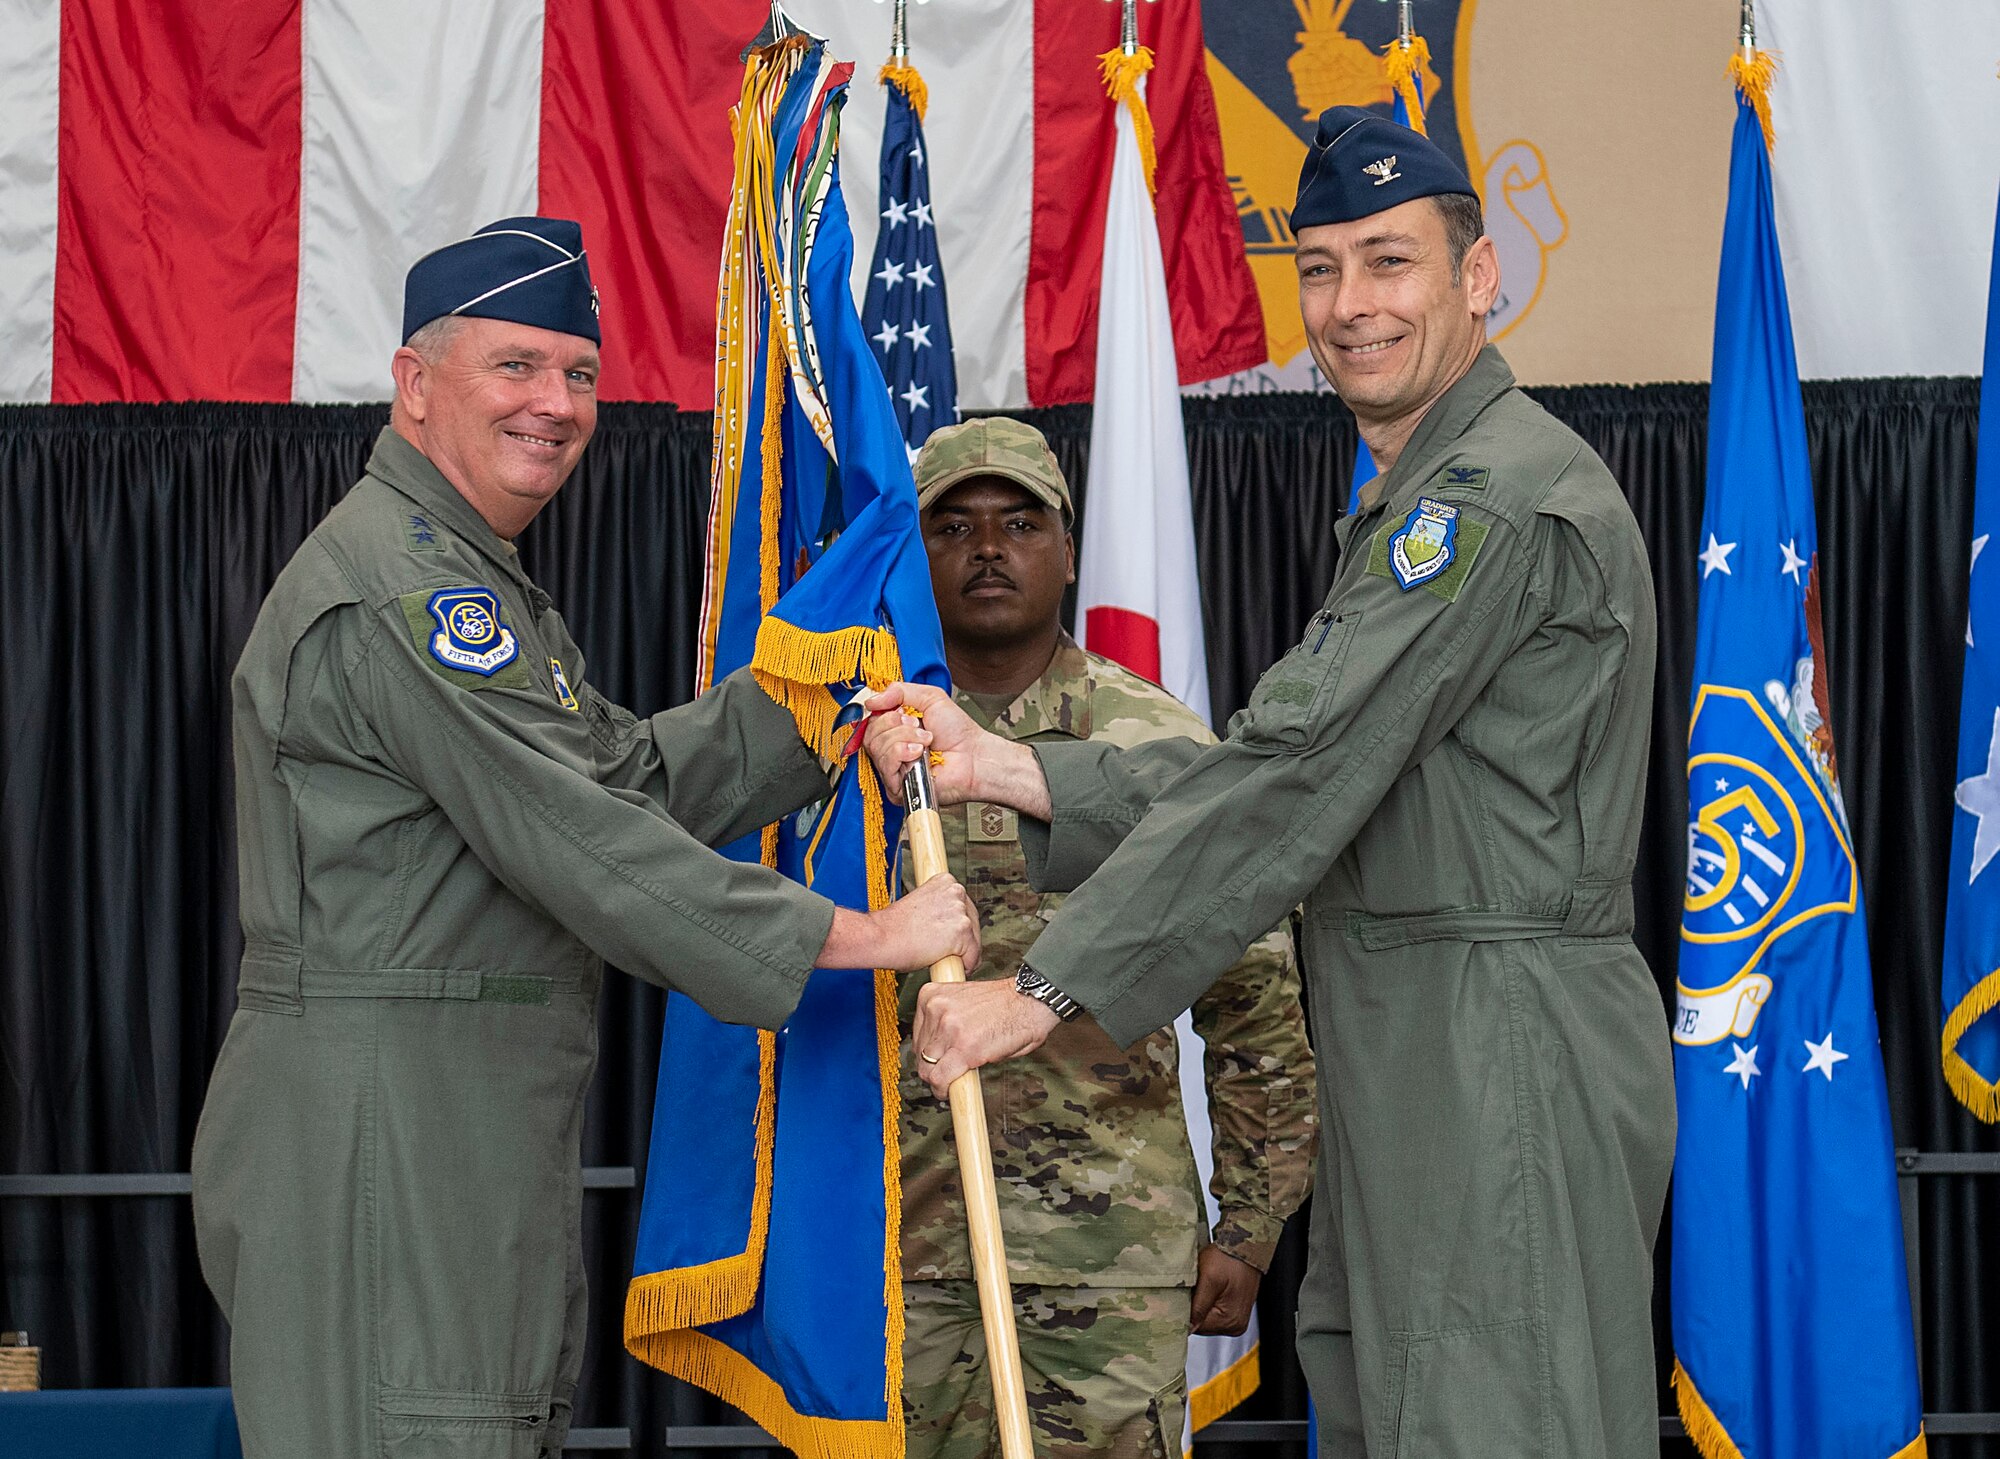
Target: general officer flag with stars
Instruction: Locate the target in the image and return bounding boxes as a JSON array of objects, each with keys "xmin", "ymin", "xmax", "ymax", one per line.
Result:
[
  {"xmin": 1669, "ymin": 52, "xmax": 1924, "ymax": 1459},
  {"xmin": 1942, "ymin": 182, "xmax": 2000, "ymax": 1122},
  {"xmin": 860, "ymin": 59, "xmax": 956, "ymax": 460}
]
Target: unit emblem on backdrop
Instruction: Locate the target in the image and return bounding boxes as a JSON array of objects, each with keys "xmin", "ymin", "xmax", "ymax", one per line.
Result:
[{"xmin": 1200, "ymin": 0, "xmax": 1566, "ymax": 390}]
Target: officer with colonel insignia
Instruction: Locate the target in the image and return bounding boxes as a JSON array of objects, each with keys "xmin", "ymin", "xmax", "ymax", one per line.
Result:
[
  {"xmin": 189, "ymin": 217, "xmax": 980, "ymax": 1459},
  {"xmin": 896, "ymin": 419, "xmax": 1317, "ymax": 1458},
  {"xmin": 868, "ymin": 109, "xmax": 1674, "ymax": 1458}
]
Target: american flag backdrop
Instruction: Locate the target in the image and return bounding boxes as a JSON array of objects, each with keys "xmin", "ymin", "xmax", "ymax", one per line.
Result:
[
  {"xmin": 860, "ymin": 73, "xmax": 958, "ymax": 460},
  {"xmin": 0, "ymin": 0, "xmax": 1259, "ymax": 408}
]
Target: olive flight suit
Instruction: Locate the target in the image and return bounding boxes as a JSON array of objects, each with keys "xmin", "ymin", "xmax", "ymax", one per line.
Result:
[
  {"xmin": 191, "ymin": 429, "xmax": 838, "ymax": 1459},
  {"xmin": 1016, "ymin": 348, "xmax": 1676, "ymax": 1458}
]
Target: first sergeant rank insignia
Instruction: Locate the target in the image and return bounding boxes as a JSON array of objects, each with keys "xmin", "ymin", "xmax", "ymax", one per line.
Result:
[{"xmin": 425, "ymin": 587, "xmax": 520, "ymax": 675}]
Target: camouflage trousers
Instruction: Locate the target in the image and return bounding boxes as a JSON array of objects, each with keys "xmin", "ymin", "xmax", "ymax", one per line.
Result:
[{"xmin": 902, "ymin": 1280, "xmax": 1190, "ymax": 1459}]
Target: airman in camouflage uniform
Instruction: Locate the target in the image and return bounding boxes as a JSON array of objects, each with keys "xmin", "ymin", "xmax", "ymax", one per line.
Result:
[{"xmin": 898, "ymin": 419, "xmax": 1318, "ymax": 1459}]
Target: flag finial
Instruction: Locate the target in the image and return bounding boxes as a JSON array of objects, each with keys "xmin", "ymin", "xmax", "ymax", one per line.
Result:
[
  {"xmin": 1103, "ymin": 0, "xmax": 1154, "ymax": 58},
  {"xmin": 877, "ymin": 0, "xmax": 930, "ymax": 119}
]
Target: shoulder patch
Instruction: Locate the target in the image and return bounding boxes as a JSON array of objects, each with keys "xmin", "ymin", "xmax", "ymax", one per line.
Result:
[
  {"xmin": 399, "ymin": 586, "xmax": 532, "ymax": 689},
  {"xmin": 1367, "ymin": 498, "xmax": 1491, "ymax": 602},
  {"xmin": 404, "ymin": 512, "xmax": 445, "ymax": 553},
  {"xmin": 1438, "ymin": 464, "xmax": 1489, "ymax": 490},
  {"xmin": 549, "ymin": 657, "xmax": 580, "ymax": 711}
]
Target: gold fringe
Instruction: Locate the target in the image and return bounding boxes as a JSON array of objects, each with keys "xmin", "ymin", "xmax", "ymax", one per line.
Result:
[
  {"xmin": 628, "ymin": 1329, "xmax": 903, "ymax": 1459},
  {"xmin": 624, "ymin": 1249, "xmax": 758, "ymax": 1336},
  {"xmin": 752, "ymin": 618, "xmax": 906, "ymax": 760},
  {"xmin": 1943, "ymin": 967, "xmax": 2000, "ymax": 1122},
  {"xmin": 1186, "ymin": 1340, "xmax": 1260, "ymax": 1437},
  {"xmin": 878, "ymin": 59, "xmax": 929, "ymax": 124},
  {"xmin": 1728, "ymin": 48, "xmax": 1778, "ymax": 152},
  {"xmin": 1381, "ymin": 35, "xmax": 1431, "ymax": 135},
  {"xmin": 1672, "ymin": 1361, "xmax": 1747, "ymax": 1459},
  {"xmin": 1097, "ymin": 47, "xmax": 1159, "ymax": 201},
  {"xmin": 624, "ymin": 1028, "xmax": 780, "ymax": 1337},
  {"xmin": 857, "ymin": 745, "xmax": 906, "ymax": 1415},
  {"xmin": 1671, "ymin": 1360, "xmax": 1927, "ymax": 1459}
]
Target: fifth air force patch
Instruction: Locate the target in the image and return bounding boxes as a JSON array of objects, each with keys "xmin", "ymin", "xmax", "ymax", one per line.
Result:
[
  {"xmin": 426, "ymin": 587, "xmax": 519, "ymax": 675},
  {"xmin": 399, "ymin": 585, "xmax": 532, "ymax": 689}
]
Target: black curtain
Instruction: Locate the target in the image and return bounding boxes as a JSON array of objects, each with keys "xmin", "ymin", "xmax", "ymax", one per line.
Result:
[{"xmin": 2, "ymin": 380, "xmax": 1995, "ymax": 1456}]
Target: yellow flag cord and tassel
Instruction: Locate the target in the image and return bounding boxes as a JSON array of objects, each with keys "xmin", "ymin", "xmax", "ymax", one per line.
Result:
[
  {"xmin": 1382, "ymin": 34, "xmax": 1431, "ymax": 135},
  {"xmin": 1729, "ymin": 47, "xmax": 1778, "ymax": 152},
  {"xmin": 878, "ymin": 58, "xmax": 929, "ymax": 123},
  {"xmin": 1097, "ymin": 46, "xmax": 1159, "ymax": 201}
]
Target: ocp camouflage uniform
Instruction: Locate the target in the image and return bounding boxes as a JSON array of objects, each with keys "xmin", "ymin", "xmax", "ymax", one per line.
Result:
[{"xmin": 898, "ymin": 636, "xmax": 1317, "ymax": 1459}]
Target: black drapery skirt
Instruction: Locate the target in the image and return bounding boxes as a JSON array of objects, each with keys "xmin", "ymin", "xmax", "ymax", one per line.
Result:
[{"xmin": 2, "ymin": 381, "xmax": 1995, "ymax": 1456}]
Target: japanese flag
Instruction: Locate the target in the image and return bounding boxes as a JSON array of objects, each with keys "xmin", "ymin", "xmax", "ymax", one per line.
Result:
[{"xmin": 1073, "ymin": 72, "xmax": 1254, "ymax": 1450}]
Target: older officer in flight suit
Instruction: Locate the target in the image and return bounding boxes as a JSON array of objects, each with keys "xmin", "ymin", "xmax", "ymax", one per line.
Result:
[
  {"xmin": 190, "ymin": 218, "xmax": 978, "ymax": 1459},
  {"xmin": 869, "ymin": 112, "xmax": 1676, "ymax": 1458}
]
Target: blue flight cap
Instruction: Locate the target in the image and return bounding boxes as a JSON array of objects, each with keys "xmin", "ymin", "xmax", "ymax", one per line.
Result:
[
  {"xmin": 401, "ymin": 216, "xmax": 602, "ymax": 345},
  {"xmin": 1292, "ymin": 107, "xmax": 1478, "ymax": 233}
]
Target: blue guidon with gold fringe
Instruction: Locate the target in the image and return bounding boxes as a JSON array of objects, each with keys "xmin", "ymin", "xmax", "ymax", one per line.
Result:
[{"xmin": 624, "ymin": 34, "xmax": 949, "ymax": 1459}]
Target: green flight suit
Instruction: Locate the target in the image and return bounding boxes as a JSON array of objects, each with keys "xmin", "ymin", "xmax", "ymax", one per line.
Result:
[
  {"xmin": 1017, "ymin": 348, "xmax": 1676, "ymax": 1458},
  {"xmin": 191, "ymin": 429, "xmax": 838, "ymax": 1459}
]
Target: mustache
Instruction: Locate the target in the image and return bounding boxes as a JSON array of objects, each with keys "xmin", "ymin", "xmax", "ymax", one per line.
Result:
[{"xmin": 963, "ymin": 567, "xmax": 1017, "ymax": 591}]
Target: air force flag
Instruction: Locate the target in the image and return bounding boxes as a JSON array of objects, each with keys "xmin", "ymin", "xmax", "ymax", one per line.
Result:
[
  {"xmin": 1942, "ymin": 183, "xmax": 2000, "ymax": 1122},
  {"xmin": 1669, "ymin": 59, "xmax": 1924, "ymax": 1459}
]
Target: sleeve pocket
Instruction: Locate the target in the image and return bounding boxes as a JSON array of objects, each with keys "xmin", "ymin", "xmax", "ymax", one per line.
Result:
[{"xmin": 1237, "ymin": 608, "xmax": 1362, "ymax": 749}]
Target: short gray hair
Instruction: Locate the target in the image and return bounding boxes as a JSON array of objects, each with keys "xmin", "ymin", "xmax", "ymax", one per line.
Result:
[
  {"xmin": 405, "ymin": 315, "xmax": 465, "ymax": 362},
  {"xmin": 1434, "ymin": 193, "xmax": 1485, "ymax": 285}
]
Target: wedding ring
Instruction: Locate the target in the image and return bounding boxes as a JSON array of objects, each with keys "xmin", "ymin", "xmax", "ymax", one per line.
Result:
[{"xmin": 919, "ymin": 1050, "xmax": 942, "ymax": 1065}]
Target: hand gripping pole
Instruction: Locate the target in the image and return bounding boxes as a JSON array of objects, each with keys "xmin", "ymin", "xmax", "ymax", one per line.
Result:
[{"xmin": 901, "ymin": 754, "xmax": 1036, "ymax": 1459}]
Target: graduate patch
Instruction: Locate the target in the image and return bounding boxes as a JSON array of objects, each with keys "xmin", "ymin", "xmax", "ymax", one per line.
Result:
[
  {"xmin": 1367, "ymin": 499, "xmax": 1490, "ymax": 602},
  {"xmin": 549, "ymin": 657, "xmax": 580, "ymax": 711},
  {"xmin": 1437, "ymin": 464, "xmax": 1490, "ymax": 490}
]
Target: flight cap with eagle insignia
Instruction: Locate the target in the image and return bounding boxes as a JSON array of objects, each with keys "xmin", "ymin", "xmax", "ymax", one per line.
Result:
[{"xmin": 1291, "ymin": 106, "xmax": 1477, "ymax": 232}]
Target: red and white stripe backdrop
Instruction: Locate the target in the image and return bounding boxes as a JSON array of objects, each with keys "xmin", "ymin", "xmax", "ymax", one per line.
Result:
[{"xmin": 0, "ymin": 0, "xmax": 1261, "ymax": 408}]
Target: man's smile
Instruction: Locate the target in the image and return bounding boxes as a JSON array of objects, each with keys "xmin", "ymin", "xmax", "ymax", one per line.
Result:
[{"xmin": 504, "ymin": 429, "xmax": 567, "ymax": 450}]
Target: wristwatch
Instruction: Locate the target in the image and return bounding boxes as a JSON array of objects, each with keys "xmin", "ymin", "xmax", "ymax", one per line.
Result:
[{"xmin": 1015, "ymin": 963, "xmax": 1084, "ymax": 1022}]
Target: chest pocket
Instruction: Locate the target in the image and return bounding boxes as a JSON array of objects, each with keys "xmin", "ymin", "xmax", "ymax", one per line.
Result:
[{"xmin": 1239, "ymin": 607, "xmax": 1362, "ymax": 750}]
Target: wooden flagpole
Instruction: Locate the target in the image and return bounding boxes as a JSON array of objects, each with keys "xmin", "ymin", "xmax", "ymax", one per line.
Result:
[{"xmin": 901, "ymin": 755, "xmax": 1037, "ymax": 1459}]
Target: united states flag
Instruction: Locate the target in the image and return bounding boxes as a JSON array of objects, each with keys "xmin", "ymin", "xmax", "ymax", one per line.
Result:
[{"xmin": 860, "ymin": 75, "xmax": 957, "ymax": 460}]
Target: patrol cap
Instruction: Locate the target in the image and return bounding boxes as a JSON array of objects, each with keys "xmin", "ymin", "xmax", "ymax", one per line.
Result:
[
  {"xmin": 915, "ymin": 418, "xmax": 1073, "ymax": 527},
  {"xmin": 1292, "ymin": 106, "xmax": 1477, "ymax": 233},
  {"xmin": 402, "ymin": 216, "xmax": 602, "ymax": 345}
]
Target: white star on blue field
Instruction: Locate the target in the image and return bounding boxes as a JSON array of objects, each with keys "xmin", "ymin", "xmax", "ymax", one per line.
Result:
[{"xmin": 860, "ymin": 82, "xmax": 957, "ymax": 463}]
